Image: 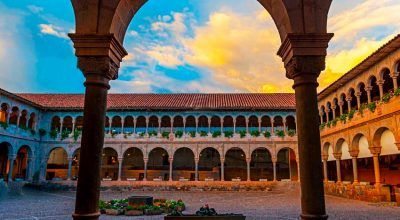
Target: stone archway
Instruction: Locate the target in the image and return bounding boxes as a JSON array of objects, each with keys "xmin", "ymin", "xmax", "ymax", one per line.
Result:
[
  {"xmin": 172, "ymin": 147, "xmax": 195, "ymax": 181},
  {"xmin": 122, "ymin": 147, "xmax": 144, "ymax": 180},
  {"xmin": 46, "ymin": 147, "xmax": 68, "ymax": 180},
  {"xmin": 0, "ymin": 142, "xmax": 11, "ymax": 180},
  {"xmin": 250, "ymin": 148, "xmax": 273, "ymax": 181},
  {"xmin": 69, "ymin": 1, "xmax": 333, "ymax": 219},
  {"xmin": 225, "ymin": 147, "xmax": 247, "ymax": 181},
  {"xmin": 198, "ymin": 147, "xmax": 221, "ymax": 181},
  {"xmin": 147, "ymin": 147, "xmax": 169, "ymax": 181},
  {"xmin": 13, "ymin": 146, "xmax": 32, "ymax": 180}
]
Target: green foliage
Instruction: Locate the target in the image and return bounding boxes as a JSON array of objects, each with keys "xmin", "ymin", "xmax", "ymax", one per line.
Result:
[
  {"xmin": 339, "ymin": 114, "xmax": 347, "ymax": 124},
  {"xmin": 348, "ymin": 109, "xmax": 356, "ymax": 120},
  {"xmin": 162, "ymin": 131, "xmax": 170, "ymax": 139},
  {"xmin": 195, "ymin": 204, "xmax": 217, "ymax": 216},
  {"xmin": 99, "ymin": 199, "xmax": 128, "ymax": 210},
  {"xmin": 39, "ymin": 128, "xmax": 46, "ymax": 137},
  {"xmin": 224, "ymin": 131, "xmax": 234, "ymax": 138},
  {"xmin": 174, "ymin": 130, "xmax": 183, "ymax": 138},
  {"xmin": 61, "ymin": 130, "xmax": 70, "ymax": 140},
  {"xmin": 0, "ymin": 121, "xmax": 8, "ymax": 130},
  {"xmin": 49, "ymin": 129, "xmax": 58, "ymax": 139},
  {"xmin": 319, "ymin": 122, "xmax": 326, "ymax": 130},
  {"xmin": 189, "ymin": 131, "xmax": 196, "ymax": 138},
  {"xmin": 250, "ymin": 130, "xmax": 261, "ymax": 137},
  {"xmin": 199, "ymin": 131, "xmax": 208, "ymax": 137},
  {"xmin": 148, "ymin": 130, "xmax": 157, "ymax": 137},
  {"xmin": 73, "ymin": 129, "xmax": 81, "ymax": 141},
  {"xmin": 331, "ymin": 118, "xmax": 339, "ymax": 127},
  {"xmin": 138, "ymin": 132, "xmax": 145, "ymax": 137},
  {"xmin": 19, "ymin": 124, "xmax": 28, "ymax": 130},
  {"xmin": 367, "ymin": 102, "xmax": 376, "ymax": 113},
  {"xmin": 238, "ymin": 130, "xmax": 247, "ymax": 138},
  {"xmin": 326, "ymin": 121, "xmax": 332, "ymax": 128},
  {"xmin": 394, "ymin": 88, "xmax": 400, "ymax": 96},
  {"xmin": 110, "ymin": 130, "xmax": 118, "ymax": 138},
  {"xmin": 264, "ymin": 131, "xmax": 271, "ymax": 138},
  {"xmin": 275, "ymin": 130, "xmax": 285, "ymax": 138},
  {"xmin": 287, "ymin": 129, "xmax": 296, "ymax": 137},
  {"xmin": 212, "ymin": 131, "xmax": 221, "ymax": 138},
  {"xmin": 382, "ymin": 93, "xmax": 391, "ymax": 103},
  {"xmin": 30, "ymin": 129, "xmax": 36, "ymax": 136}
]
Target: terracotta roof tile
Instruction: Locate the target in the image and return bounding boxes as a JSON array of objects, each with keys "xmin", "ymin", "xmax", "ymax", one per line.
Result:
[{"xmin": 15, "ymin": 93, "xmax": 296, "ymax": 110}]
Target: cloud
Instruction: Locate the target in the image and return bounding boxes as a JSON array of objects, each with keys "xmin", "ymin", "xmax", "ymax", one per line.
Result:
[
  {"xmin": 0, "ymin": 4, "xmax": 37, "ymax": 92},
  {"xmin": 27, "ymin": 5, "xmax": 43, "ymax": 14},
  {"xmin": 39, "ymin": 24, "xmax": 68, "ymax": 39}
]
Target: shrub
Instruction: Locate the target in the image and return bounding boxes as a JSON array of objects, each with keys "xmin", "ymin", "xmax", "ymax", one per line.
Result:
[
  {"xmin": 339, "ymin": 114, "xmax": 347, "ymax": 124},
  {"xmin": 189, "ymin": 131, "xmax": 196, "ymax": 138},
  {"xmin": 319, "ymin": 122, "xmax": 326, "ymax": 130},
  {"xmin": 348, "ymin": 109, "xmax": 356, "ymax": 120},
  {"xmin": 287, "ymin": 129, "xmax": 296, "ymax": 137},
  {"xmin": 224, "ymin": 131, "xmax": 234, "ymax": 138},
  {"xmin": 19, "ymin": 124, "xmax": 28, "ymax": 130},
  {"xmin": 0, "ymin": 121, "xmax": 8, "ymax": 130},
  {"xmin": 238, "ymin": 130, "xmax": 247, "ymax": 138},
  {"xmin": 162, "ymin": 131, "xmax": 170, "ymax": 139},
  {"xmin": 49, "ymin": 129, "xmax": 58, "ymax": 139},
  {"xmin": 264, "ymin": 131, "xmax": 271, "ymax": 138},
  {"xmin": 326, "ymin": 121, "xmax": 332, "ymax": 128},
  {"xmin": 73, "ymin": 129, "xmax": 81, "ymax": 141},
  {"xmin": 199, "ymin": 131, "xmax": 208, "ymax": 137},
  {"xmin": 331, "ymin": 118, "xmax": 338, "ymax": 126},
  {"xmin": 175, "ymin": 130, "xmax": 183, "ymax": 138},
  {"xmin": 61, "ymin": 130, "xmax": 70, "ymax": 140},
  {"xmin": 212, "ymin": 131, "xmax": 221, "ymax": 138},
  {"xmin": 250, "ymin": 130, "xmax": 261, "ymax": 137},
  {"xmin": 394, "ymin": 88, "xmax": 400, "ymax": 96},
  {"xmin": 39, "ymin": 128, "xmax": 46, "ymax": 138},
  {"xmin": 367, "ymin": 102, "xmax": 376, "ymax": 113},
  {"xmin": 275, "ymin": 130, "xmax": 285, "ymax": 138},
  {"xmin": 382, "ymin": 93, "xmax": 391, "ymax": 103},
  {"xmin": 30, "ymin": 129, "xmax": 36, "ymax": 136},
  {"xmin": 148, "ymin": 130, "xmax": 157, "ymax": 137},
  {"xmin": 138, "ymin": 132, "xmax": 145, "ymax": 137}
]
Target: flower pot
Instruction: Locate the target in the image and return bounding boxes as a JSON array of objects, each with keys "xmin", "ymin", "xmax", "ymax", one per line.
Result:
[
  {"xmin": 105, "ymin": 209, "xmax": 123, "ymax": 216},
  {"xmin": 125, "ymin": 209, "xmax": 144, "ymax": 216},
  {"xmin": 145, "ymin": 209, "xmax": 163, "ymax": 215}
]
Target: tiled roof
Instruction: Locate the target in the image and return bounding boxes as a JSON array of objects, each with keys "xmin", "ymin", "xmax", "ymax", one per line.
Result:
[
  {"xmin": 16, "ymin": 93, "xmax": 296, "ymax": 110},
  {"xmin": 318, "ymin": 34, "xmax": 400, "ymax": 101}
]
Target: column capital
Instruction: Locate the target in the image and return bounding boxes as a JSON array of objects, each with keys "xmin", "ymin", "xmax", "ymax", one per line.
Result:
[
  {"xmin": 69, "ymin": 34, "xmax": 127, "ymax": 81},
  {"xmin": 355, "ymin": 92, "xmax": 362, "ymax": 97},
  {"xmin": 345, "ymin": 97, "xmax": 352, "ymax": 102},
  {"xmin": 321, "ymin": 154, "xmax": 328, "ymax": 161},
  {"xmin": 220, "ymin": 157, "xmax": 225, "ymax": 163},
  {"xmin": 8, "ymin": 154, "xmax": 16, "ymax": 160},
  {"xmin": 271, "ymin": 157, "xmax": 277, "ymax": 163},
  {"xmin": 349, "ymin": 150, "xmax": 359, "ymax": 158},
  {"xmin": 365, "ymin": 86, "xmax": 373, "ymax": 92},
  {"xmin": 143, "ymin": 157, "xmax": 149, "ymax": 163},
  {"xmin": 67, "ymin": 157, "xmax": 74, "ymax": 161},
  {"xmin": 117, "ymin": 157, "xmax": 123, "ymax": 163},
  {"xmin": 377, "ymin": 80, "xmax": 384, "ymax": 86},
  {"xmin": 333, "ymin": 153, "xmax": 342, "ymax": 160},
  {"xmin": 369, "ymin": 146, "xmax": 382, "ymax": 155},
  {"xmin": 246, "ymin": 158, "xmax": 251, "ymax": 163}
]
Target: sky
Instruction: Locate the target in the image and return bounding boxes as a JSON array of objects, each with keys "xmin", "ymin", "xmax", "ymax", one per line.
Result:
[{"xmin": 0, "ymin": 0, "xmax": 399, "ymax": 94}]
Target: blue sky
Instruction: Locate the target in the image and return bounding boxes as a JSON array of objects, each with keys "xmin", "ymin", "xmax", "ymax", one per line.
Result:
[{"xmin": 0, "ymin": 0, "xmax": 399, "ymax": 94}]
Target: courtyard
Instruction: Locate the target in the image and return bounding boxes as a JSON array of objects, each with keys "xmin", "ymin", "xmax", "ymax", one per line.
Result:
[{"xmin": 1, "ymin": 185, "xmax": 399, "ymax": 220}]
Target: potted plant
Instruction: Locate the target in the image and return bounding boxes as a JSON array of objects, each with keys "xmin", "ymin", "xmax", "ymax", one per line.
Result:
[
  {"xmin": 38, "ymin": 128, "xmax": 46, "ymax": 138},
  {"xmin": 339, "ymin": 114, "xmax": 347, "ymax": 124},
  {"xmin": 144, "ymin": 205, "xmax": 163, "ymax": 215},
  {"xmin": 250, "ymin": 130, "xmax": 260, "ymax": 137},
  {"xmin": 125, "ymin": 205, "xmax": 144, "ymax": 216},
  {"xmin": 61, "ymin": 130, "xmax": 70, "ymax": 140},
  {"xmin": 162, "ymin": 131, "xmax": 170, "ymax": 139},
  {"xmin": 165, "ymin": 204, "xmax": 245, "ymax": 220},
  {"xmin": 287, "ymin": 129, "xmax": 296, "ymax": 137},
  {"xmin": 224, "ymin": 131, "xmax": 233, "ymax": 138},
  {"xmin": 264, "ymin": 131, "xmax": 271, "ymax": 138},
  {"xmin": 367, "ymin": 102, "xmax": 376, "ymax": 113},
  {"xmin": 73, "ymin": 129, "xmax": 81, "ymax": 141},
  {"xmin": 0, "ymin": 121, "xmax": 8, "ymax": 130},
  {"xmin": 382, "ymin": 93, "xmax": 391, "ymax": 103},
  {"xmin": 30, "ymin": 129, "xmax": 36, "ymax": 136},
  {"xmin": 212, "ymin": 131, "xmax": 221, "ymax": 138},
  {"xmin": 175, "ymin": 130, "xmax": 183, "ymax": 138},
  {"xmin": 275, "ymin": 130, "xmax": 285, "ymax": 138},
  {"xmin": 200, "ymin": 131, "xmax": 208, "ymax": 137},
  {"xmin": 189, "ymin": 131, "xmax": 196, "ymax": 138},
  {"xmin": 238, "ymin": 130, "xmax": 247, "ymax": 138},
  {"xmin": 49, "ymin": 129, "xmax": 58, "ymax": 139}
]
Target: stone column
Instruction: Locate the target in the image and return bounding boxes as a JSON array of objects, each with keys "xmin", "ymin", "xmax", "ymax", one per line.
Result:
[
  {"xmin": 324, "ymin": 110, "xmax": 330, "ymax": 123},
  {"xmin": 220, "ymin": 157, "xmax": 225, "ymax": 181},
  {"xmin": 169, "ymin": 157, "xmax": 173, "ymax": 181},
  {"xmin": 67, "ymin": 157, "xmax": 73, "ymax": 180},
  {"xmin": 258, "ymin": 117, "xmax": 262, "ymax": 133},
  {"xmin": 8, "ymin": 155, "xmax": 15, "ymax": 181},
  {"xmin": 365, "ymin": 86, "xmax": 372, "ymax": 104},
  {"xmin": 195, "ymin": 158, "xmax": 199, "ymax": 181},
  {"xmin": 26, "ymin": 157, "xmax": 34, "ymax": 181},
  {"xmin": 283, "ymin": 119, "xmax": 287, "ymax": 135},
  {"xmin": 346, "ymin": 97, "xmax": 352, "ymax": 111},
  {"xmin": 69, "ymin": 34, "xmax": 127, "ymax": 220},
  {"xmin": 143, "ymin": 158, "xmax": 148, "ymax": 181},
  {"xmin": 333, "ymin": 153, "xmax": 342, "ymax": 183},
  {"xmin": 117, "ymin": 157, "xmax": 123, "ymax": 181},
  {"xmin": 277, "ymin": 33, "xmax": 332, "ymax": 220},
  {"xmin": 72, "ymin": 118, "xmax": 76, "ymax": 134},
  {"xmin": 195, "ymin": 117, "xmax": 199, "ymax": 134},
  {"xmin": 296, "ymin": 155, "xmax": 300, "ymax": 182},
  {"xmin": 393, "ymin": 74, "xmax": 399, "ymax": 90},
  {"xmin": 370, "ymin": 147, "xmax": 382, "ymax": 187},
  {"xmin": 121, "ymin": 118, "xmax": 124, "ymax": 134},
  {"xmin": 322, "ymin": 155, "xmax": 328, "ymax": 182},
  {"xmin": 207, "ymin": 117, "xmax": 211, "ymax": 134},
  {"xmin": 349, "ymin": 150, "xmax": 359, "ymax": 184},
  {"xmin": 170, "ymin": 118, "xmax": 174, "ymax": 133},
  {"xmin": 245, "ymin": 117, "xmax": 249, "ymax": 134},
  {"xmin": 158, "ymin": 118, "xmax": 162, "ymax": 135},
  {"xmin": 220, "ymin": 118, "xmax": 224, "ymax": 134},
  {"xmin": 16, "ymin": 113, "xmax": 21, "ymax": 128},
  {"xmin": 107, "ymin": 118, "xmax": 111, "ymax": 134},
  {"xmin": 272, "ymin": 157, "xmax": 277, "ymax": 182},
  {"xmin": 339, "ymin": 101, "xmax": 344, "ymax": 115},
  {"xmin": 319, "ymin": 112, "xmax": 323, "ymax": 124},
  {"xmin": 145, "ymin": 117, "xmax": 149, "ymax": 135},
  {"xmin": 246, "ymin": 158, "xmax": 251, "ymax": 181},
  {"xmin": 355, "ymin": 92, "xmax": 361, "ymax": 110},
  {"xmin": 233, "ymin": 118, "xmax": 236, "ymax": 133},
  {"xmin": 133, "ymin": 118, "xmax": 137, "ymax": 134},
  {"xmin": 332, "ymin": 107, "xmax": 336, "ymax": 120},
  {"xmin": 377, "ymin": 80, "xmax": 384, "ymax": 100},
  {"xmin": 271, "ymin": 118, "xmax": 275, "ymax": 135}
]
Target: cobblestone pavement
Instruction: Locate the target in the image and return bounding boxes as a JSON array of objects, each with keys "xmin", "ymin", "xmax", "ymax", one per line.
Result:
[{"xmin": 0, "ymin": 187, "xmax": 399, "ymax": 220}]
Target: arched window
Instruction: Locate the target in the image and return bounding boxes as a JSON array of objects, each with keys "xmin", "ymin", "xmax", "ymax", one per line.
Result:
[
  {"xmin": 261, "ymin": 116, "xmax": 271, "ymax": 132},
  {"xmin": 111, "ymin": 116, "xmax": 122, "ymax": 133},
  {"xmin": 333, "ymin": 98, "xmax": 340, "ymax": 117},
  {"xmin": 340, "ymin": 93, "xmax": 348, "ymax": 114},
  {"xmin": 248, "ymin": 116, "xmax": 259, "ymax": 132},
  {"xmin": 28, "ymin": 113, "xmax": 36, "ymax": 130},
  {"xmin": 19, "ymin": 110, "xmax": 28, "ymax": 129},
  {"xmin": 197, "ymin": 116, "xmax": 208, "ymax": 133},
  {"xmin": 357, "ymin": 82, "xmax": 368, "ymax": 106},
  {"xmin": 348, "ymin": 88, "xmax": 357, "ymax": 110},
  {"xmin": 75, "ymin": 116, "xmax": 84, "ymax": 131},
  {"xmin": 0, "ymin": 103, "xmax": 9, "ymax": 123},
  {"xmin": 148, "ymin": 115, "xmax": 159, "ymax": 133},
  {"xmin": 381, "ymin": 68, "xmax": 394, "ymax": 94},
  {"xmin": 123, "ymin": 116, "xmax": 134, "ymax": 133},
  {"xmin": 185, "ymin": 116, "xmax": 196, "ymax": 133},
  {"xmin": 51, "ymin": 116, "xmax": 61, "ymax": 131},
  {"xmin": 160, "ymin": 116, "xmax": 171, "ymax": 132},
  {"xmin": 285, "ymin": 116, "xmax": 296, "ymax": 133},
  {"xmin": 320, "ymin": 106, "xmax": 326, "ymax": 123},
  {"xmin": 135, "ymin": 116, "xmax": 146, "ymax": 134},
  {"xmin": 224, "ymin": 116, "xmax": 234, "ymax": 132},
  {"xmin": 9, "ymin": 107, "xmax": 19, "ymax": 125},
  {"xmin": 62, "ymin": 116, "xmax": 73, "ymax": 133},
  {"xmin": 326, "ymin": 102, "xmax": 333, "ymax": 121},
  {"xmin": 210, "ymin": 116, "xmax": 220, "ymax": 133},
  {"xmin": 369, "ymin": 76, "xmax": 380, "ymax": 101},
  {"xmin": 173, "ymin": 116, "xmax": 184, "ymax": 132}
]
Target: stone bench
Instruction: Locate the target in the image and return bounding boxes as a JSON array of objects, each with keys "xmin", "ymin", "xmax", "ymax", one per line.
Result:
[
  {"xmin": 232, "ymin": 178, "xmax": 241, "ymax": 182},
  {"xmin": 205, "ymin": 178, "xmax": 214, "ymax": 181},
  {"xmin": 179, "ymin": 178, "xmax": 189, "ymax": 182},
  {"xmin": 102, "ymin": 178, "xmax": 112, "ymax": 181},
  {"xmin": 259, "ymin": 179, "xmax": 268, "ymax": 182},
  {"xmin": 153, "ymin": 178, "xmax": 163, "ymax": 181},
  {"xmin": 281, "ymin": 179, "xmax": 291, "ymax": 182},
  {"xmin": 127, "ymin": 178, "xmax": 137, "ymax": 181}
]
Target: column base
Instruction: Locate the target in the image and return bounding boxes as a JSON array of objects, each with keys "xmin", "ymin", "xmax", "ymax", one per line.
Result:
[
  {"xmin": 300, "ymin": 214, "xmax": 328, "ymax": 220},
  {"xmin": 72, "ymin": 212, "xmax": 100, "ymax": 220}
]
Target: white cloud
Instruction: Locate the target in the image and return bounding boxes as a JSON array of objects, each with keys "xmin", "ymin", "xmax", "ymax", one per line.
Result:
[
  {"xmin": 27, "ymin": 5, "xmax": 43, "ymax": 14},
  {"xmin": 39, "ymin": 24, "xmax": 68, "ymax": 39}
]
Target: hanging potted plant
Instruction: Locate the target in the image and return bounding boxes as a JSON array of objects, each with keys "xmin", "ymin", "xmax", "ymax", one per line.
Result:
[{"xmin": 165, "ymin": 204, "xmax": 245, "ymax": 220}]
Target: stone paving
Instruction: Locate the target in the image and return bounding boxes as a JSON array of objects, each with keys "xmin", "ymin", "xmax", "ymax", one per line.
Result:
[{"xmin": 0, "ymin": 186, "xmax": 400, "ymax": 220}]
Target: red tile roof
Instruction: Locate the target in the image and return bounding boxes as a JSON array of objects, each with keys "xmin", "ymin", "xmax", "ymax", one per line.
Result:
[{"xmin": 15, "ymin": 93, "xmax": 296, "ymax": 110}]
